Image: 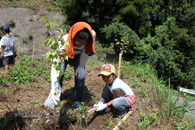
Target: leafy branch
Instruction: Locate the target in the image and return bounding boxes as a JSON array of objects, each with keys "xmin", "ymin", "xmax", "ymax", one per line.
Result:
[
  {"xmin": 39, "ymin": 16, "xmax": 69, "ymax": 80},
  {"xmin": 115, "ymin": 32, "xmax": 129, "ymax": 55}
]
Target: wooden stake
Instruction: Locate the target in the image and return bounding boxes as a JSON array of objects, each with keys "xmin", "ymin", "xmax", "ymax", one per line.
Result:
[
  {"xmin": 113, "ymin": 111, "xmax": 133, "ymax": 130},
  {"xmin": 32, "ymin": 42, "xmax": 35, "ymax": 60},
  {"xmin": 118, "ymin": 53, "xmax": 122, "ymax": 78}
]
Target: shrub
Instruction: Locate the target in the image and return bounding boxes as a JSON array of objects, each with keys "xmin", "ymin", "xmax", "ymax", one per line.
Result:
[{"xmin": 100, "ymin": 21, "xmax": 142, "ymax": 59}]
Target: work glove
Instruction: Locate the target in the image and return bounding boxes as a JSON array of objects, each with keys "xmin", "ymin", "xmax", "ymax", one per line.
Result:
[
  {"xmin": 93, "ymin": 102, "xmax": 103, "ymax": 108},
  {"xmin": 96, "ymin": 103, "xmax": 107, "ymax": 111},
  {"xmin": 94, "ymin": 97, "xmax": 105, "ymax": 108},
  {"xmin": 75, "ymin": 67, "xmax": 86, "ymax": 80}
]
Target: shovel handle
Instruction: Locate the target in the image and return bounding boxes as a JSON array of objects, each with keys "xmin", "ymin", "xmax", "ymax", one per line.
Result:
[
  {"xmin": 82, "ymin": 107, "xmax": 97, "ymax": 118},
  {"xmin": 113, "ymin": 111, "xmax": 133, "ymax": 130},
  {"xmin": 87, "ymin": 107, "xmax": 97, "ymax": 115}
]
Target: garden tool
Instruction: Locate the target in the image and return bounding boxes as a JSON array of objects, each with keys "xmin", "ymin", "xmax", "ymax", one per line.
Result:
[
  {"xmin": 81, "ymin": 107, "xmax": 98, "ymax": 128},
  {"xmin": 113, "ymin": 110, "xmax": 133, "ymax": 130}
]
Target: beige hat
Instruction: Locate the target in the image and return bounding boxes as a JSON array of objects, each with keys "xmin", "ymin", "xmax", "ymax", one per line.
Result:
[{"xmin": 98, "ymin": 64, "xmax": 116, "ymax": 76}]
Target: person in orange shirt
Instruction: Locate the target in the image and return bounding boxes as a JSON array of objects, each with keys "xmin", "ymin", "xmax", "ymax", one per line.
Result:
[{"xmin": 44, "ymin": 22, "xmax": 96, "ymax": 110}]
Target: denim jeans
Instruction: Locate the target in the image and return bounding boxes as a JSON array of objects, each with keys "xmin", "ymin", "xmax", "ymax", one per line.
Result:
[
  {"xmin": 0, "ymin": 55, "xmax": 3, "ymax": 66},
  {"xmin": 102, "ymin": 85, "xmax": 129, "ymax": 111},
  {"xmin": 60, "ymin": 53, "xmax": 85, "ymax": 103}
]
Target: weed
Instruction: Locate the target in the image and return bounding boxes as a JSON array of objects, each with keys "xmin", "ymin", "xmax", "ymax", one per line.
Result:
[
  {"xmin": 139, "ymin": 83, "xmax": 148, "ymax": 97},
  {"xmin": 172, "ymin": 121, "xmax": 195, "ymax": 129},
  {"xmin": 11, "ymin": 88, "xmax": 16, "ymax": 93},
  {"xmin": 86, "ymin": 59, "xmax": 98, "ymax": 66},
  {"xmin": 131, "ymin": 77, "xmax": 138, "ymax": 88},
  {"xmin": 91, "ymin": 96, "xmax": 99, "ymax": 101},
  {"xmin": 63, "ymin": 70, "xmax": 72, "ymax": 80},
  {"xmin": 137, "ymin": 112, "xmax": 158, "ymax": 129},
  {"xmin": 21, "ymin": 36, "xmax": 27, "ymax": 43},
  {"xmin": 7, "ymin": 64, "xmax": 33, "ymax": 85},
  {"xmin": 28, "ymin": 33, "xmax": 33, "ymax": 40},
  {"xmin": 0, "ymin": 88, "xmax": 3, "ymax": 93},
  {"xmin": 79, "ymin": 102, "xmax": 87, "ymax": 113},
  {"xmin": 7, "ymin": 20, "xmax": 16, "ymax": 28},
  {"xmin": 105, "ymin": 116, "xmax": 114, "ymax": 130}
]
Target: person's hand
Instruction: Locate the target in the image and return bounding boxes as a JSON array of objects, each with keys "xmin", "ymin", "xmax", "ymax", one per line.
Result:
[
  {"xmin": 93, "ymin": 102, "xmax": 103, "ymax": 108},
  {"xmin": 75, "ymin": 67, "xmax": 86, "ymax": 80},
  {"xmin": 96, "ymin": 103, "xmax": 107, "ymax": 111}
]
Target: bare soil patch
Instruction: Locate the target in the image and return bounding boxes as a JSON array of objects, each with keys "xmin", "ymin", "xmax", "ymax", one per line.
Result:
[{"xmin": 0, "ymin": 55, "xmax": 151, "ymax": 130}]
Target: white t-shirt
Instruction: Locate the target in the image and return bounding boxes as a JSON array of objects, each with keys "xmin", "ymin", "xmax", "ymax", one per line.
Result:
[
  {"xmin": 107, "ymin": 78, "xmax": 134, "ymax": 96},
  {"xmin": 1, "ymin": 36, "xmax": 14, "ymax": 56}
]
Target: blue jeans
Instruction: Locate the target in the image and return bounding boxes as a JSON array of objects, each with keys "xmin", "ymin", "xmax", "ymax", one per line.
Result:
[
  {"xmin": 102, "ymin": 86, "xmax": 129, "ymax": 111},
  {"xmin": 0, "ymin": 55, "xmax": 3, "ymax": 66},
  {"xmin": 60, "ymin": 54, "xmax": 85, "ymax": 103}
]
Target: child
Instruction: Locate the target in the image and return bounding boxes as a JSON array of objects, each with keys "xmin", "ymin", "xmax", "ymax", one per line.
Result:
[
  {"xmin": 0, "ymin": 25, "xmax": 15, "ymax": 72},
  {"xmin": 44, "ymin": 22, "xmax": 96, "ymax": 109},
  {"xmin": 94, "ymin": 64, "xmax": 135, "ymax": 117}
]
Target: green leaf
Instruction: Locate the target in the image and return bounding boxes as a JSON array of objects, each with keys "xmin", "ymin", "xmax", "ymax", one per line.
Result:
[
  {"xmin": 54, "ymin": 29, "xmax": 64, "ymax": 35},
  {"xmin": 51, "ymin": 20, "xmax": 60, "ymax": 25},
  {"xmin": 46, "ymin": 23, "xmax": 50, "ymax": 29},
  {"xmin": 39, "ymin": 16, "xmax": 48, "ymax": 21},
  {"xmin": 44, "ymin": 38, "xmax": 51, "ymax": 45},
  {"xmin": 56, "ymin": 90, "xmax": 61, "ymax": 93},
  {"xmin": 45, "ymin": 51, "xmax": 52, "ymax": 60}
]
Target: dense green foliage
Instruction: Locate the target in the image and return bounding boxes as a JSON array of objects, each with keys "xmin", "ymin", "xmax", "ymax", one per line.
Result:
[
  {"xmin": 142, "ymin": 17, "xmax": 195, "ymax": 89},
  {"xmin": 56, "ymin": 0, "xmax": 155, "ymax": 38},
  {"xmin": 56, "ymin": 0, "xmax": 194, "ymax": 89}
]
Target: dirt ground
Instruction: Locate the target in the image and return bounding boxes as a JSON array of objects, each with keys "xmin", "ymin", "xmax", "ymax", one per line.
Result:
[
  {"xmin": 0, "ymin": 55, "xmax": 153, "ymax": 130},
  {"xmin": 0, "ymin": 6, "xmax": 184, "ymax": 130},
  {"xmin": 0, "ymin": 7, "xmax": 145, "ymax": 130}
]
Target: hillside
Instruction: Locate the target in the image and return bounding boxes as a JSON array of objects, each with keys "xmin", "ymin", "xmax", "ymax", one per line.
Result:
[
  {"xmin": 0, "ymin": 7, "xmax": 64, "ymax": 57},
  {"xmin": 0, "ymin": 4, "xmax": 195, "ymax": 130}
]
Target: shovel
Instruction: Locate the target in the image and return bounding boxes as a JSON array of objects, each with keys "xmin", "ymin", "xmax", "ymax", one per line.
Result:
[{"xmin": 81, "ymin": 107, "xmax": 98, "ymax": 128}]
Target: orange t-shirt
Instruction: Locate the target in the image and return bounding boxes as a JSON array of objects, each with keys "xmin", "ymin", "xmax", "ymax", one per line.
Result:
[{"xmin": 65, "ymin": 22, "xmax": 95, "ymax": 58}]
